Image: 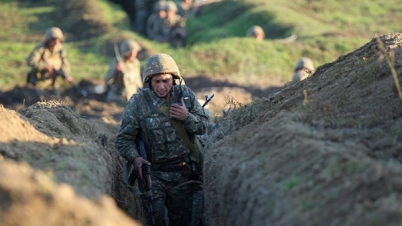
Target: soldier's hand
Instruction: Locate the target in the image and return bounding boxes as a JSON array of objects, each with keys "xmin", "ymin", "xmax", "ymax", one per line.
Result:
[
  {"xmin": 116, "ymin": 61, "xmax": 124, "ymax": 72},
  {"xmin": 46, "ymin": 65, "xmax": 54, "ymax": 75},
  {"xmin": 170, "ymin": 98, "xmax": 189, "ymax": 121},
  {"xmin": 64, "ymin": 76, "xmax": 73, "ymax": 84},
  {"xmin": 133, "ymin": 157, "xmax": 151, "ymax": 180}
]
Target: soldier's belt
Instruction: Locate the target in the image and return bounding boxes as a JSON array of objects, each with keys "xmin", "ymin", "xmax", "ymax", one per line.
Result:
[{"xmin": 156, "ymin": 158, "xmax": 189, "ymax": 172}]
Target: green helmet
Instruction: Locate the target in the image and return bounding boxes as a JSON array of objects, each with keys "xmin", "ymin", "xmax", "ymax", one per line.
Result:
[
  {"xmin": 295, "ymin": 57, "xmax": 314, "ymax": 71},
  {"xmin": 165, "ymin": 1, "xmax": 178, "ymax": 12},
  {"xmin": 120, "ymin": 39, "xmax": 141, "ymax": 57},
  {"xmin": 44, "ymin": 27, "xmax": 65, "ymax": 42},
  {"xmin": 143, "ymin": 53, "xmax": 182, "ymax": 83},
  {"xmin": 154, "ymin": 1, "xmax": 167, "ymax": 11}
]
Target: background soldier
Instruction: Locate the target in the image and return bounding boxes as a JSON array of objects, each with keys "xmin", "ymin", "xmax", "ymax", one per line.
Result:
[
  {"xmin": 26, "ymin": 27, "xmax": 72, "ymax": 91},
  {"xmin": 146, "ymin": 1, "xmax": 167, "ymax": 42},
  {"xmin": 176, "ymin": 0, "xmax": 193, "ymax": 17},
  {"xmin": 162, "ymin": 1, "xmax": 187, "ymax": 48},
  {"xmin": 293, "ymin": 57, "xmax": 315, "ymax": 82},
  {"xmin": 104, "ymin": 39, "xmax": 143, "ymax": 104},
  {"xmin": 115, "ymin": 53, "xmax": 208, "ymax": 226},
  {"xmin": 246, "ymin": 25, "xmax": 265, "ymax": 42},
  {"xmin": 133, "ymin": 0, "xmax": 149, "ymax": 35}
]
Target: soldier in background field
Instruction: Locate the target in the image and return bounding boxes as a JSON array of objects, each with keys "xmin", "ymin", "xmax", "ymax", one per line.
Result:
[
  {"xmin": 176, "ymin": 0, "xmax": 193, "ymax": 17},
  {"xmin": 246, "ymin": 25, "xmax": 265, "ymax": 42},
  {"xmin": 293, "ymin": 57, "xmax": 315, "ymax": 82},
  {"xmin": 162, "ymin": 1, "xmax": 187, "ymax": 48},
  {"xmin": 26, "ymin": 27, "xmax": 73, "ymax": 91},
  {"xmin": 133, "ymin": 0, "xmax": 148, "ymax": 35},
  {"xmin": 104, "ymin": 39, "xmax": 143, "ymax": 104},
  {"xmin": 146, "ymin": 1, "xmax": 167, "ymax": 42}
]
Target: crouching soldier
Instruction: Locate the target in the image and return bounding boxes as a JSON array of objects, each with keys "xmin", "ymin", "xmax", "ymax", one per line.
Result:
[
  {"xmin": 26, "ymin": 27, "xmax": 72, "ymax": 90},
  {"xmin": 293, "ymin": 57, "xmax": 315, "ymax": 82},
  {"xmin": 104, "ymin": 39, "xmax": 143, "ymax": 104}
]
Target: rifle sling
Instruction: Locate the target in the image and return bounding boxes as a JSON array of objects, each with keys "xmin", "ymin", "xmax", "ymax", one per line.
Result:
[
  {"xmin": 159, "ymin": 104, "xmax": 196, "ymax": 154},
  {"xmin": 143, "ymin": 89, "xmax": 196, "ymax": 154}
]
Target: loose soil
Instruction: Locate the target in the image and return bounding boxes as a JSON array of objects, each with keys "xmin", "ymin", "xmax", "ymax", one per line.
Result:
[{"xmin": 1, "ymin": 33, "xmax": 402, "ymax": 225}]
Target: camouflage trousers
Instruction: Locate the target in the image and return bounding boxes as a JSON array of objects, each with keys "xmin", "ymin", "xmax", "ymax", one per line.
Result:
[{"xmin": 140, "ymin": 169, "xmax": 197, "ymax": 226}]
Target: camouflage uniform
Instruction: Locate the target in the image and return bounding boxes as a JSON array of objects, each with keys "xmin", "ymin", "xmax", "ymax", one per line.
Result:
[
  {"xmin": 146, "ymin": 1, "xmax": 167, "ymax": 42},
  {"xmin": 116, "ymin": 54, "xmax": 208, "ymax": 226},
  {"xmin": 133, "ymin": 0, "xmax": 149, "ymax": 35},
  {"xmin": 176, "ymin": 0, "xmax": 193, "ymax": 17},
  {"xmin": 104, "ymin": 39, "xmax": 143, "ymax": 103},
  {"xmin": 162, "ymin": 1, "xmax": 187, "ymax": 48},
  {"xmin": 26, "ymin": 27, "xmax": 71, "ymax": 88},
  {"xmin": 293, "ymin": 57, "xmax": 314, "ymax": 82}
]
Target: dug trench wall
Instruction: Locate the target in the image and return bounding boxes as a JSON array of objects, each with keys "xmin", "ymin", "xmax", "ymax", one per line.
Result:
[
  {"xmin": 204, "ymin": 33, "xmax": 402, "ymax": 225},
  {"xmin": 0, "ymin": 101, "xmax": 144, "ymax": 225}
]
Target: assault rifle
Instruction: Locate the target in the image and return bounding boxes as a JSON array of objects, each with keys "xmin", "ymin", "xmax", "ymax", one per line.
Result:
[
  {"xmin": 51, "ymin": 69, "xmax": 88, "ymax": 97},
  {"xmin": 138, "ymin": 139, "xmax": 156, "ymax": 226}
]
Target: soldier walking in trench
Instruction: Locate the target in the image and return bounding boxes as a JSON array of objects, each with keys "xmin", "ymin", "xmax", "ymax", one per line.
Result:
[{"xmin": 115, "ymin": 53, "xmax": 208, "ymax": 226}]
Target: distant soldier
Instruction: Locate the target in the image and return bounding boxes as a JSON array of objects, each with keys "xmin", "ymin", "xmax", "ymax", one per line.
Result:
[
  {"xmin": 162, "ymin": 1, "xmax": 187, "ymax": 48},
  {"xmin": 133, "ymin": 0, "xmax": 149, "ymax": 35},
  {"xmin": 104, "ymin": 39, "xmax": 143, "ymax": 104},
  {"xmin": 176, "ymin": 0, "xmax": 193, "ymax": 17},
  {"xmin": 26, "ymin": 27, "xmax": 73, "ymax": 90},
  {"xmin": 146, "ymin": 1, "xmax": 167, "ymax": 42},
  {"xmin": 293, "ymin": 57, "xmax": 315, "ymax": 82},
  {"xmin": 247, "ymin": 25, "xmax": 265, "ymax": 42}
]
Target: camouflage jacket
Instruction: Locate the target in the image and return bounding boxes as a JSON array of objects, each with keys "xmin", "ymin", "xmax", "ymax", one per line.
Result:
[
  {"xmin": 26, "ymin": 43, "xmax": 71, "ymax": 76},
  {"xmin": 104, "ymin": 58, "xmax": 142, "ymax": 98},
  {"xmin": 162, "ymin": 14, "xmax": 187, "ymax": 40},
  {"xmin": 146, "ymin": 13, "xmax": 166, "ymax": 42},
  {"xmin": 115, "ymin": 85, "xmax": 208, "ymax": 164}
]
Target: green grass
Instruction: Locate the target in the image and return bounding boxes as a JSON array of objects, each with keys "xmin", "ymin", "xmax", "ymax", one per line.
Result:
[{"xmin": 0, "ymin": 0, "xmax": 401, "ymax": 90}]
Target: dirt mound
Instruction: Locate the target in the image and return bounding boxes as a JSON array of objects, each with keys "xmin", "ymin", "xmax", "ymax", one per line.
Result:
[
  {"xmin": 0, "ymin": 102, "xmax": 144, "ymax": 222},
  {"xmin": 56, "ymin": 0, "xmax": 113, "ymax": 39},
  {"xmin": 203, "ymin": 33, "xmax": 402, "ymax": 225},
  {"xmin": 0, "ymin": 159, "xmax": 141, "ymax": 226}
]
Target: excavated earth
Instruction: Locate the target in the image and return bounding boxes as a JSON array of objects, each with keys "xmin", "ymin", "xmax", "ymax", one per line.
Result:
[
  {"xmin": 204, "ymin": 33, "xmax": 402, "ymax": 226},
  {"xmin": 1, "ymin": 33, "xmax": 402, "ymax": 225}
]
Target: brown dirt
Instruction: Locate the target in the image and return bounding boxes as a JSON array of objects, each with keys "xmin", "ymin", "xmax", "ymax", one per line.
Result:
[
  {"xmin": 0, "ymin": 69, "xmax": 262, "ymax": 224},
  {"xmin": 203, "ymin": 33, "xmax": 402, "ymax": 226},
  {"xmin": 2, "ymin": 32, "xmax": 402, "ymax": 225}
]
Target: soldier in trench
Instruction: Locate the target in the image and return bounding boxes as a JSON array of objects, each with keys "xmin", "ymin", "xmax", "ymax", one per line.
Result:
[
  {"xmin": 104, "ymin": 39, "xmax": 143, "ymax": 104},
  {"xmin": 115, "ymin": 53, "xmax": 208, "ymax": 226},
  {"xmin": 293, "ymin": 57, "xmax": 315, "ymax": 82},
  {"xmin": 246, "ymin": 25, "xmax": 265, "ymax": 42},
  {"xmin": 26, "ymin": 27, "xmax": 73, "ymax": 92}
]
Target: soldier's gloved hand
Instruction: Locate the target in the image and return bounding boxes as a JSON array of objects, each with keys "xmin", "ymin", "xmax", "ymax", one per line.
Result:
[
  {"xmin": 133, "ymin": 157, "xmax": 151, "ymax": 180},
  {"xmin": 170, "ymin": 97, "xmax": 189, "ymax": 121}
]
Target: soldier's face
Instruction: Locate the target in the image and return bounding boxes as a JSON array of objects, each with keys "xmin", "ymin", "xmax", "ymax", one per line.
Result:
[
  {"xmin": 167, "ymin": 11, "xmax": 175, "ymax": 18},
  {"xmin": 158, "ymin": 11, "xmax": 166, "ymax": 18},
  {"xmin": 151, "ymin": 74, "xmax": 174, "ymax": 99},
  {"xmin": 48, "ymin": 38, "xmax": 61, "ymax": 49},
  {"xmin": 125, "ymin": 50, "xmax": 138, "ymax": 61}
]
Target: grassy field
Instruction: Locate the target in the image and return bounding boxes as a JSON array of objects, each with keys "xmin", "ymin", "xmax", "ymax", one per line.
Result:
[{"xmin": 0, "ymin": 0, "xmax": 401, "ymax": 90}]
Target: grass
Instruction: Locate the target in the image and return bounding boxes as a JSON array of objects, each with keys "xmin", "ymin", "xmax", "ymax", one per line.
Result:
[{"xmin": 0, "ymin": 0, "xmax": 401, "ymax": 91}]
